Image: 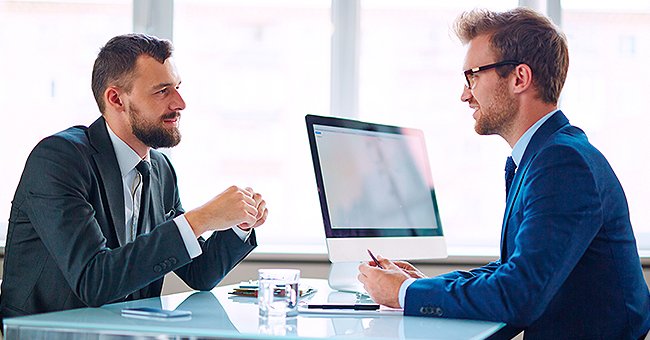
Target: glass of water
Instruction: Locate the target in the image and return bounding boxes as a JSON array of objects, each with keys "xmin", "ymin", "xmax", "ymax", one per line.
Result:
[{"xmin": 258, "ymin": 269, "xmax": 300, "ymax": 318}]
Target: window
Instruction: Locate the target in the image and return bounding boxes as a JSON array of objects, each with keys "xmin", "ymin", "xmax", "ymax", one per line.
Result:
[
  {"xmin": 172, "ymin": 0, "xmax": 331, "ymax": 251},
  {"xmin": 2, "ymin": 0, "xmax": 648, "ymax": 257},
  {"xmin": 357, "ymin": 0, "xmax": 518, "ymax": 252},
  {"xmin": 560, "ymin": 0, "xmax": 650, "ymax": 253},
  {"xmin": 0, "ymin": 0, "xmax": 132, "ymax": 239}
]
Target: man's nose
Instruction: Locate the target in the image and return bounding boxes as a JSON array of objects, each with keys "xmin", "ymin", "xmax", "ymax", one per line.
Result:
[
  {"xmin": 171, "ymin": 88, "xmax": 186, "ymax": 111},
  {"xmin": 460, "ymin": 85, "xmax": 473, "ymax": 102}
]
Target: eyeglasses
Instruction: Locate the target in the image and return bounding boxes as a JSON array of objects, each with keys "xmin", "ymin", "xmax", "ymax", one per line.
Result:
[{"xmin": 463, "ymin": 60, "xmax": 521, "ymax": 89}]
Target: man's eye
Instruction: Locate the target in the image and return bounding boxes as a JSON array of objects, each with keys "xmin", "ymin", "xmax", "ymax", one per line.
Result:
[{"xmin": 158, "ymin": 88, "xmax": 168, "ymax": 95}]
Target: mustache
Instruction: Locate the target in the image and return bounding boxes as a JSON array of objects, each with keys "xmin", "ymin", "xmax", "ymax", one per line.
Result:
[{"xmin": 161, "ymin": 112, "xmax": 180, "ymax": 120}]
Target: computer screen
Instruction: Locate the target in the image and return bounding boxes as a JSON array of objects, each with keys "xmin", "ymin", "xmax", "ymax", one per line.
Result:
[{"xmin": 306, "ymin": 115, "xmax": 447, "ymax": 266}]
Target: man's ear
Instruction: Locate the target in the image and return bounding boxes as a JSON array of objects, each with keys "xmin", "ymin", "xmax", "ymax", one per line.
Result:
[
  {"xmin": 512, "ymin": 63, "xmax": 533, "ymax": 94},
  {"xmin": 104, "ymin": 86, "xmax": 125, "ymax": 112}
]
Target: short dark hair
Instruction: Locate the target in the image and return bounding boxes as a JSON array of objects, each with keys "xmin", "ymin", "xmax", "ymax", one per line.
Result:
[
  {"xmin": 454, "ymin": 7, "xmax": 569, "ymax": 104},
  {"xmin": 91, "ymin": 33, "xmax": 173, "ymax": 113}
]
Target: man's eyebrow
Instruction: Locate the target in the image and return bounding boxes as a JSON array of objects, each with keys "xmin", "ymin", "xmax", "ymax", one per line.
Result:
[{"xmin": 151, "ymin": 82, "xmax": 180, "ymax": 91}]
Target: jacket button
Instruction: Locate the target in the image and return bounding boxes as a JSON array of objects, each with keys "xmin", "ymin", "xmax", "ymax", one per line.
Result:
[
  {"xmin": 169, "ymin": 257, "xmax": 177, "ymax": 265},
  {"xmin": 435, "ymin": 307, "xmax": 443, "ymax": 316},
  {"xmin": 153, "ymin": 265, "xmax": 162, "ymax": 273},
  {"xmin": 420, "ymin": 306, "xmax": 436, "ymax": 314}
]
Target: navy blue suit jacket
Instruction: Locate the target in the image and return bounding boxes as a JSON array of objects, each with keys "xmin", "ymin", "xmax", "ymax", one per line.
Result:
[
  {"xmin": 404, "ymin": 111, "xmax": 649, "ymax": 338},
  {"xmin": 0, "ymin": 117, "xmax": 256, "ymax": 320}
]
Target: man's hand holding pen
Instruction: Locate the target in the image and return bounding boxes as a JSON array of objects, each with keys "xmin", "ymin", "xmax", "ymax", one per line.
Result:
[
  {"xmin": 393, "ymin": 261, "xmax": 427, "ymax": 279},
  {"xmin": 358, "ymin": 254, "xmax": 427, "ymax": 309}
]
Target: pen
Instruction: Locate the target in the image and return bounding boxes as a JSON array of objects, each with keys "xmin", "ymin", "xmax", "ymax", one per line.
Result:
[
  {"xmin": 306, "ymin": 304, "xmax": 380, "ymax": 310},
  {"xmin": 367, "ymin": 249, "xmax": 384, "ymax": 269}
]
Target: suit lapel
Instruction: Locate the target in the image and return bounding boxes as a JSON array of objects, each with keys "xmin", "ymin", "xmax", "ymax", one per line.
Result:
[
  {"xmin": 88, "ymin": 117, "xmax": 128, "ymax": 247},
  {"xmin": 500, "ymin": 111, "xmax": 570, "ymax": 260}
]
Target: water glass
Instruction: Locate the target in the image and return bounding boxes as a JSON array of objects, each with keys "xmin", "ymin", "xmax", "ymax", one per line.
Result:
[{"xmin": 258, "ymin": 269, "xmax": 300, "ymax": 318}]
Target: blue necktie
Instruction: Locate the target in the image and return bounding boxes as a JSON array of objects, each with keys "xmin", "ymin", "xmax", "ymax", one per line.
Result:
[{"xmin": 505, "ymin": 156, "xmax": 517, "ymax": 200}]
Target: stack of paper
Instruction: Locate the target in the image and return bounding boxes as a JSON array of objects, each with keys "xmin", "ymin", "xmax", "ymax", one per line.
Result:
[{"xmin": 228, "ymin": 281, "xmax": 317, "ymax": 298}]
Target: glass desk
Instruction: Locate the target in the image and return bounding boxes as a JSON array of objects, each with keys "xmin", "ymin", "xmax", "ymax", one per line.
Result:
[{"xmin": 3, "ymin": 279, "xmax": 512, "ymax": 339}]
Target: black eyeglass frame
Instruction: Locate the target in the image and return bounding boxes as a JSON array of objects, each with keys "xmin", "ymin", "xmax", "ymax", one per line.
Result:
[{"xmin": 463, "ymin": 60, "xmax": 521, "ymax": 88}]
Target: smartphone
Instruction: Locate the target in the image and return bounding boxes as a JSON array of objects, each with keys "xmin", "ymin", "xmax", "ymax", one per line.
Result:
[{"xmin": 121, "ymin": 307, "xmax": 192, "ymax": 319}]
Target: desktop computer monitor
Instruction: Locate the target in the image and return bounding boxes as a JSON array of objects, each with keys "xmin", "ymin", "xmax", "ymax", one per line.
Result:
[{"xmin": 306, "ymin": 115, "xmax": 447, "ymax": 291}]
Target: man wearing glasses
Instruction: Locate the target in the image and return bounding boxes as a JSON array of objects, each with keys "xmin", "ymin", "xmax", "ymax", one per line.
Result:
[{"xmin": 359, "ymin": 7, "xmax": 649, "ymax": 338}]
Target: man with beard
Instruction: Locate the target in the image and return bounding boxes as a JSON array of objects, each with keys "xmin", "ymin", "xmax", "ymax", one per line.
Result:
[
  {"xmin": 0, "ymin": 34, "xmax": 268, "ymax": 322},
  {"xmin": 358, "ymin": 8, "xmax": 649, "ymax": 338}
]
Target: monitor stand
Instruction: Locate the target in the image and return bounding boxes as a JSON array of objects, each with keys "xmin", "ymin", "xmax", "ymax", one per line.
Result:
[{"xmin": 327, "ymin": 262, "xmax": 366, "ymax": 294}]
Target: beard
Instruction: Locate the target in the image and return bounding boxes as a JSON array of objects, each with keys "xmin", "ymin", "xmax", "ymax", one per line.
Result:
[
  {"xmin": 128, "ymin": 103, "xmax": 181, "ymax": 149},
  {"xmin": 474, "ymin": 79, "xmax": 518, "ymax": 137}
]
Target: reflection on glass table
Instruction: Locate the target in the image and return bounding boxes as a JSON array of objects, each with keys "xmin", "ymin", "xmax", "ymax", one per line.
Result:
[{"xmin": 4, "ymin": 279, "xmax": 511, "ymax": 339}]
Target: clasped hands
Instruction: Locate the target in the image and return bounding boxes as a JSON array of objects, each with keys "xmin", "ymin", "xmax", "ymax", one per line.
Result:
[
  {"xmin": 185, "ymin": 185, "xmax": 268, "ymax": 237},
  {"xmin": 358, "ymin": 256, "xmax": 427, "ymax": 309}
]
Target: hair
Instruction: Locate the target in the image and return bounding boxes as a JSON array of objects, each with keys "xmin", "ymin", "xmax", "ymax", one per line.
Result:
[
  {"xmin": 91, "ymin": 33, "xmax": 173, "ymax": 113},
  {"xmin": 453, "ymin": 7, "xmax": 569, "ymax": 104}
]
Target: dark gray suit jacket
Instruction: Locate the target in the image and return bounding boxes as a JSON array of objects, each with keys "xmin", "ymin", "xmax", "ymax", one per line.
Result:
[{"xmin": 0, "ymin": 117, "xmax": 256, "ymax": 320}]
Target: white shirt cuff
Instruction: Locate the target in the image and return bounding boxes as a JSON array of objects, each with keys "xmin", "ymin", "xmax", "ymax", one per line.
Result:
[
  {"xmin": 174, "ymin": 215, "xmax": 202, "ymax": 259},
  {"xmin": 399, "ymin": 278, "xmax": 417, "ymax": 308},
  {"xmin": 231, "ymin": 225, "xmax": 252, "ymax": 242}
]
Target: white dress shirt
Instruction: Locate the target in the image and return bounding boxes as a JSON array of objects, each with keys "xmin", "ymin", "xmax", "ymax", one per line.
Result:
[
  {"xmin": 397, "ymin": 109, "xmax": 559, "ymax": 308},
  {"xmin": 105, "ymin": 123, "xmax": 250, "ymax": 259}
]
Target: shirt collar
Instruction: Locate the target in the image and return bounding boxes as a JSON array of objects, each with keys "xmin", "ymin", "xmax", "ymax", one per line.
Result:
[
  {"xmin": 105, "ymin": 122, "xmax": 150, "ymax": 177},
  {"xmin": 511, "ymin": 109, "xmax": 559, "ymax": 166}
]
